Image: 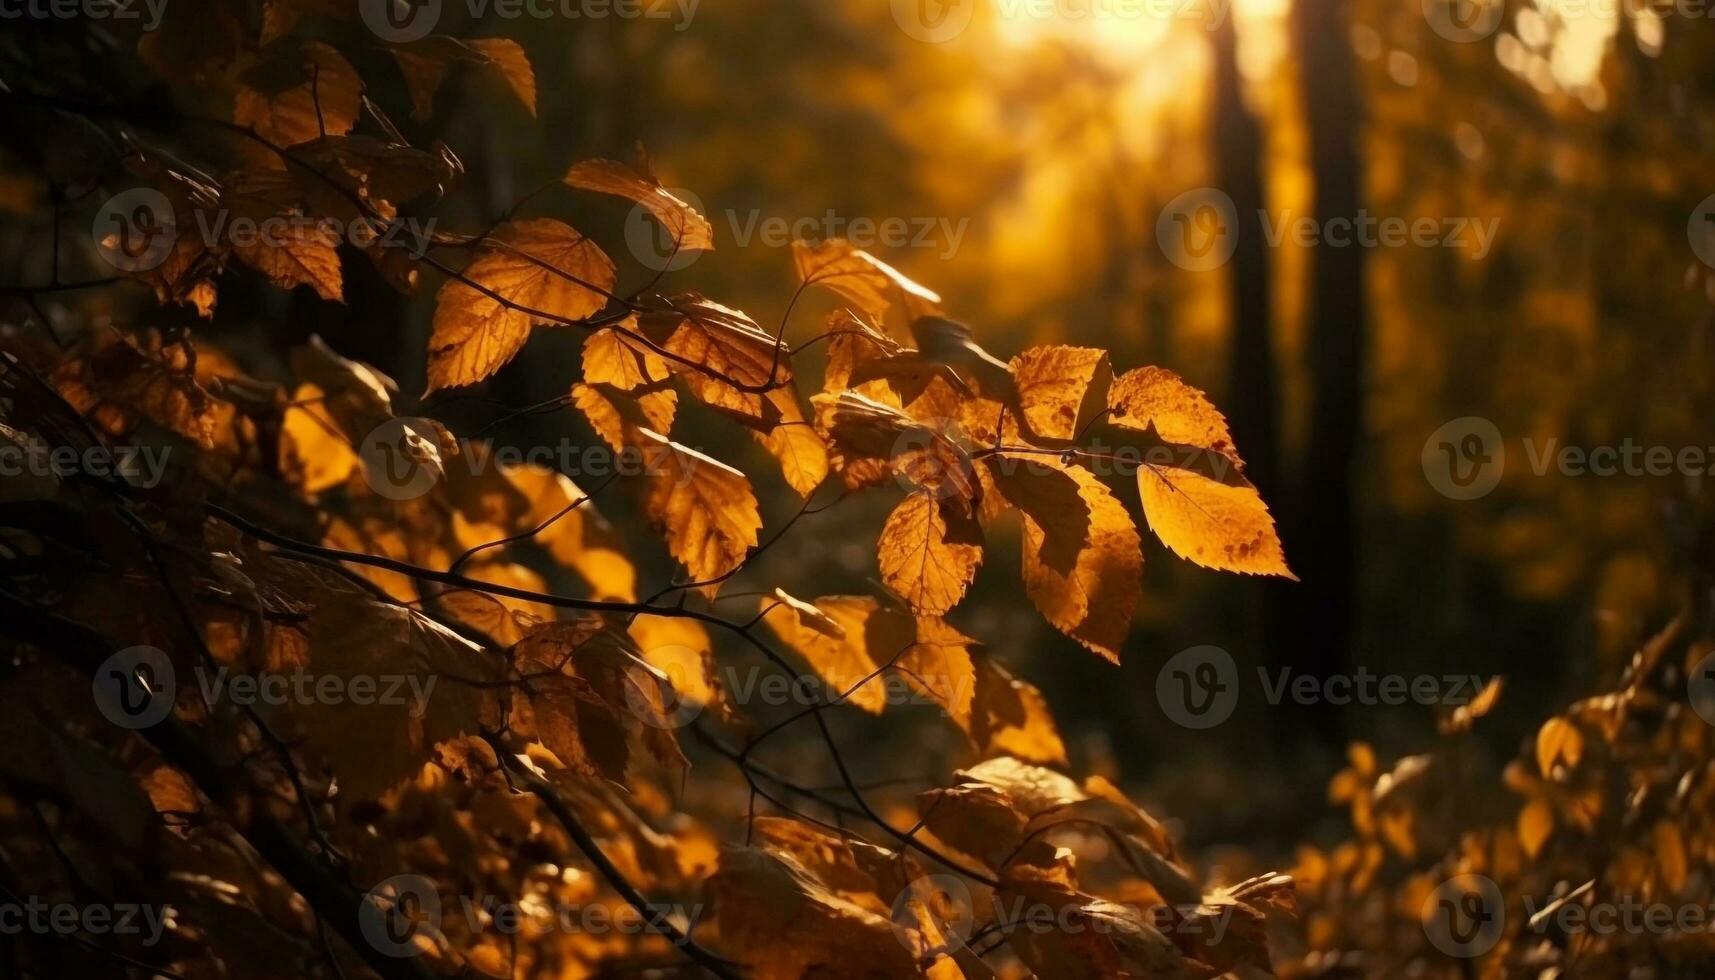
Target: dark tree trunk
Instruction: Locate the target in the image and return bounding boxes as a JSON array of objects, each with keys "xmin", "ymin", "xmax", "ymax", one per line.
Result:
[
  {"xmin": 1289, "ymin": 0, "xmax": 1367, "ymax": 744},
  {"xmin": 1213, "ymin": 16, "xmax": 1281, "ymax": 509}
]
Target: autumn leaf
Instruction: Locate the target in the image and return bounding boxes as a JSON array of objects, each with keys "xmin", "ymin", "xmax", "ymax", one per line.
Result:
[
  {"xmin": 705, "ymin": 847, "xmax": 916, "ymax": 980},
  {"xmin": 637, "ymin": 429, "xmax": 761, "ymax": 590},
  {"xmin": 1137, "ymin": 463, "xmax": 1293, "ymax": 578},
  {"xmin": 755, "ymin": 387, "xmax": 830, "ymax": 497},
  {"xmin": 427, "ymin": 219, "xmax": 615, "ymax": 390},
  {"xmin": 234, "ymin": 42, "xmax": 361, "ymax": 148},
  {"xmin": 634, "ymin": 294, "xmax": 788, "ymax": 425},
  {"xmin": 993, "ymin": 457, "xmax": 1142, "ymax": 662},
  {"xmin": 878, "ymin": 492, "xmax": 984, "ymax": 616},
  {"xmin": 464, "ymin": 39, "xmax": 536, "ymax": 115},
  {"xmin": 572, "ymin": 381, "xmax": 677, "ymax": 451},
  {"xmin": 278, "ymin": 383, "xmax": 357, "ymax": 492},
  {"xmin": 792, "ymin": 238, "xmax": 942, "ymax": 324},
  {"xmin": 224, "ymin": 172, "xmax": 344, "ymax": 301},
  {"xmin": 564, "ymin": 158, "xmax": 714, "ymax": 253},
  {"xmin": 970, "ymin": 655, "xmax": 1066, "ymax": 765},
  {"xmin": 1536, "ymin": 716, "xmax": 1584, "ymax": 777},
  {"xmin": 1010, "ymin": 344, "xmax": 1113, "ymax": 442},
  {"xmin": 582, "ymin": 320, "xmax": 670, "ymax": 391},
  {"xmin": 763, "ymin": 596, "xmax": 978, "ymax": 725},
  {"xmin": 1108, "ymin": 365, "xmax": 1241, "ymax": 464}
]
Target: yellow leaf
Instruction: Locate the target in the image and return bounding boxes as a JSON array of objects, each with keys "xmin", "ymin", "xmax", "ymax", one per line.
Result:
[
  {"xmin": 571, "ymin": 381, "xmax": 676, "ymax": 452},
  {"xmin": 994, "ymin": 458, "xmax": 1142, "ymax": 663},
  {"xmin": 1655, "ymin": 821, "xmax": 1688, "ymax": 892},
  {"xmin": 464, "ymin": 38, "xmax": 536, "ymax": 116},
  {"xmin": 628, "ymin": 614, "xmax": 725, "ymax": 716},
  {"xmin": 792, "ymin": 238, "xmax": 941, "ymax": 323},
  {"xmin": 878, "ymin": 493, "xmax": 983, "ymax": 616},
  {"xmin": 1109, "ymin": 366, "xmax": 1240, "ymax": 462},
  {"xmin": 1518, "ymin": 798, "xmax": 1555, "ymax": 858},
  {"xmin": 278, "ymin": 383, "xmax": 358, "ymax": 492},
  {"xmin": 427, "ymin": 219, "xmax": 614, "ymax": 390},
  {"xmin": 233, "ymin": 42, "xmax": 361, "ymax": 147},
  {"xmin": 756, "ymin": 386, "xmax": 830, "ymax": 497},
  {"xmin": 1137, "ymin": 464, "xmax": 1293, "ymax": 578},
  {"xmin": 762, "ymin": 596, "xmax": 977, "ymax": 724},
  {"xmin": 637, "ymin": 429, "xmax": 761, "ymax": 590},
  {"xmin": 225, "ymin": 173, "xmax": 344, "ymax": 300},
  {"xmin": 771, "ymin": 589, "xmax": 847, "ymax": 641},
  {"xmin": 974, "ymin": 655, "xmax": 1063, "ymax": 772},
  {"xmin": 636, "ymin": 295, "xmax": 787, "ymax": 424},
  {"xmin": 387, "ymin": 37, "xmax": 533, "ymax": 119},
  {"xmin": 564, "ymin": 158, "xmax": 713, "ymax": 252},
  {"xmin": 1009, "ymin": 345, "xmax": 1113, "ymax": 442},
  {"xmin": 582, "ymin": 321, "xmax": 669, "ymax": 391},
  {"xmin": 1536, "ymin": 716, "xmax": 1584, "ymax": 777}
]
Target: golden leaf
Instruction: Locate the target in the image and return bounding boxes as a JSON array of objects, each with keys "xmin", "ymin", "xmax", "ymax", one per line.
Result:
[
  {"xmin": 1137, "ymin": 464, "xmax": 1293, "ymax": 578},
  {"xmin": 755, "ymin": 386, "xmax": 830, "ymax": 497},
  {"xmin": 1108, "ymin": 365, "xmax": 1240, "ymax": 463},
  {"xmin": 792, "ymin": 238, "xmax": 941, "ymax": 323},
  {"xmin": 582, "ymin": 321, "xmax": 669, "ymax": 391},
  {"xmin": 994, "ymin": 457, "xmax": 1142, "ymax": 663},
  {"xmin": 233, "ymin": 42, "xmax": 361, "ymax": 148},
  {"xmin": 637, "ymin": 429, "xmax": 761, "ymax": 589},
  {"xmin": 464, "ymin": 38, "xmax": 536, "ymax": 116},
  {"xmin": 1518, "ymin": 798, "xmax": 1555, "ymax": 858},
  {"xmin": 427, "ymin": 219, "xmax": 615, "ymax": 390},
  {"xmin": 1535, "ymin": 716, "xmax": 1584, "ymax": 777},
  {"xmin": 1010, "ymin": 344, "xmax": 1113, "ymax": 442},
  {"xmin": 571, "ymin": 381, "xmax": 677, "ymax": 452},
  {"xmin": 564, "ymin": 158, "xmax": 714, "ymax": 252},
  {"xmin": 878, "ymin": 492, "xmax": 983, "ymax": 616},
  {"xmin": 971, "ymin": 655, "xmax": 1066, "ymax": 766}
]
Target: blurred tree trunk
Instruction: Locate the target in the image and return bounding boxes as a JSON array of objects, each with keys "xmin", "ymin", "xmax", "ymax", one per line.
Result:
[
  {"xmin": 1290, "ymin": 0, "xmax": 1367, "ymax": 742},
  {"xmin": 1213, "ymin": 17, "xmax": 1280, "ymax": 510}
]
